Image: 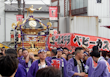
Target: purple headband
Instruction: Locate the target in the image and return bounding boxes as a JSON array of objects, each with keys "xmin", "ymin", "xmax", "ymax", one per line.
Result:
[
  {"xmin": 38, "ymin": 49, "xmax": 47, "ymax": 54},
  {"xmin": 57, "ymin": 48, "xmax": 63, "ymax": 52}
]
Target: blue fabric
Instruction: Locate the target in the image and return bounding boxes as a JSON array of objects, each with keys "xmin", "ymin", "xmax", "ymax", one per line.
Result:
[
  {"xmin": 91, "ymin": 57, "xmax": 110, "ymax": 77},
  {"xmin": 27, "ymin": 60, "xmax": 51, "ymax": 77},
  {"xmin": 46, "ymin": 57, "xmax": 67, "ymax": 77},
  {"xmin": 66, "ymin": 58, "xmax": 79, "ymax": 77},
  {"xmin": 18, "ymin": 57, "xmax": 28, "ymax": 68},
  {"xmin": 15, "ymin": 63, "xmax": 27, "ymax": 77},
  {"xmin": 86, "ymin": 57, "xmax": 96, "ymax": 77},
  {"xmin": 107, "ymin": 58, "xmax": 110, "ymax": 65}
]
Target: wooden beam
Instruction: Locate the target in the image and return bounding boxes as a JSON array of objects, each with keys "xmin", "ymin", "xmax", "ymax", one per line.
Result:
[{"xmin": 51, "ymin": 0, "xmax": 57, "ymax": 3}]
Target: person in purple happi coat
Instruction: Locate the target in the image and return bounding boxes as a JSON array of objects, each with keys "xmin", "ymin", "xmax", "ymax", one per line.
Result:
[
  {"xmin": 85, "ymin": 46, "xmax": 98, "ymax": 77},
  {"xmin": 27, "ymin": 49, "xmax": 51, "ymax": 77},
  {"xmin": 66, "ymin": 47, "xmax": 85, "ymax": 77},
  {"xmin": 90, "ymin": 49, "xmax": 110, "ymax": 77},
  {"xmin": 46, "ymin": 49, "xmax": 66, "ymax": 77},
  {"xmin": 56, "ymin": 48, "xmax": 67, "ymax": 77},
  {"xmin": 19, "ymin": 49, "xmax": 36, "ymax": 72}
]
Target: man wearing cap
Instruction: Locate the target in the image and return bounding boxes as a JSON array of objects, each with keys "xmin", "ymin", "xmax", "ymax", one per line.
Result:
[
  {"xmin": 66, "ymin": 47, "xmax": 85, "ymax": 77},
  {"xmin": 90, "ymin": 49, "xmax": 110, "ymax": 77},
  {"xmin": 85, "ymin": 46, "xmax": 98, "ymax": 77},
  {"xmin": 27, "ymin": 49, "xmax": 51, "ymax": 77},
  {"xmin": 57, "ymin": 48, "xmax": 67, "ymax": 77}
]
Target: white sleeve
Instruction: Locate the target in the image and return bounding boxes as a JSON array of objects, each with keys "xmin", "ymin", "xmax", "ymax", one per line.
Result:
[{"xmin": 85, "ymin": 65, "xmax": 89, "ymax": 73}]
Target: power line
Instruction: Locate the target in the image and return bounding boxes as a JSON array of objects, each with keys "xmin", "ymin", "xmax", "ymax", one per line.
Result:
[
  {"xmin": 40, "ymin": 0, "xmax": 49, "ymax": 7},
  {"xmin": 0, "ymin": 1, "xmax": 48, "ymax": 21},
  {"xmin": 0, "ymin": 14, "xmax": 16, "ymax": 21}
]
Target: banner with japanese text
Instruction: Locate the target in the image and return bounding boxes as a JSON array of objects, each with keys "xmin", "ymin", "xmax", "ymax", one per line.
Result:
[
  {"xmin": 48, "ymin": 33, "xmax": 110, "ymax": 52},
  {"xmin": 73, "ymin": 33, "xmax": 110, "ymax": 51},
  {"xmin": 48, "ymin": 33, "xmax": 74, "ymax": 52}
]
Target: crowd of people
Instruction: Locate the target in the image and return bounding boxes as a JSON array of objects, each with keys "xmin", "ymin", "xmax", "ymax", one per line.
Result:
[{"xmin": 0, "ymin": 46, "xmax": 110, "ymax": 77}]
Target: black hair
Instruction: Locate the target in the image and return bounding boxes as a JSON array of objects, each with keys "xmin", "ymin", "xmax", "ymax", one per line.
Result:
[
  {"xmin": 67, "ymin": 54, "xmax": 73, "ymax": 60},
  {"xmin": 0, "ymin": 55, "xmax": 18, "ymax": 76},
  {"xmin": 72, "ymin": 52, "xmax": 75, "ymax": 55},
  {"xmin": 36, "ymin": 67, "xmax": 61, "ymax": 77},
  {"xmin": 63, "ymin": 47, "xmax": 69, "ymax": 51},
  {"xmin": 18, "ymin": 48, "xmax": 23, "ymax": 52},
  {"xmin": 92, "ymin": 46, "xmax": 99, "ymax": 51},
  {"xmin": 107, "ymin": 52, "xmax": 110, "ymax": 58},
  {"xmin": 75, "ymin": 47, "xmax": 83, "ymax": 55},
  {"xmin": 100, "ymin": 51, "xmax": 107, "ymax": 60},
  {"xmin": 75, "ymin": 47, "xmax": 83, "ymax": 52},
  {"xmin": 51, "ymin": 49, "xmax": 57, "ymax": 55},
  {"xmin": 5, "ymin": 49, "xmax": 17, "ymax": 58},
  {"xmin": 22, "ymin": 49, "xmax": 27, "ymax": 52},
  {"xmin": 100, "ymin": 51, "xmax": 107, "ymax": 58},
  {"xmin": 90, "ymin": 50, "xmax": 100, "ymax": 58},
  {"xmin": 1, "ymin": 47, "xmax": 5, "ymax": 51}
]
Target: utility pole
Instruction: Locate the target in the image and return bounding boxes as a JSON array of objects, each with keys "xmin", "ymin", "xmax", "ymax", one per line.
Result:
[
  {"xmin": 18, "ymin": 0, "xmax": 22, "ymax": 15},
  {"xmin": 23, "ymin": 0, "xmax": 25, "ymax": 19},
  {"xmin": 57, "ymin": 0, "xmax": 60, "ymax": 34},
  {"xmin": 69, "ymin": 0, "xmax": 71, "ymax": 16},
  {"xmin": 64, "ymin": 0, "xmax": 66, "ymax": 17}
]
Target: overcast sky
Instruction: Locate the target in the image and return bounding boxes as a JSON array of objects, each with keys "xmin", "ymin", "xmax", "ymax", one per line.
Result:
[{"xmin": 5, "ymin": 0, "xmax": 51, "ymax": 5}]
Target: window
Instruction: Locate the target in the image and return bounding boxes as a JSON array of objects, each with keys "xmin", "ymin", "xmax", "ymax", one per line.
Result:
[{"xmin": 97, "ymin": 0, "xmax": 102, "ymax": 3}]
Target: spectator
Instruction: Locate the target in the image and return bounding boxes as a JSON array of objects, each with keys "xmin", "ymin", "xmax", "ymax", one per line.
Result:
[
  {"xmin": 63, "ymin": 47, "xmax": 69, "ymax": 56},
  {"xmin": 5, "ymin": 49, "xmax": 27, "ymax": 77},
  {"xmin": 67, "ymin": 54, "xmax": 73, "ymax": 61},
  {"xmin": 100, "ymin": 51, "xmax": 107, "ymax": 60},
  {"xmin": 66, "ymin": 47, "xmax": 85, "ymax": 77},
  {"xmin": 27, "ymin": 49, "xmax": 51, "ymax": 77},
  {"xmin": 36, "ymin": 67, "xmax": 61, "ymax": 77},
  {"xmin": 18, "ymin": 48, "xmax": 23, "ymax": 60},
  {"xmin": 0, "ymin": 55, "xmax": 18, "ymax": 77},
  {"xmin": 61, "ymin": 53, "xmax": 67, "ymax": 60},
  {"xmin": 1, "ymin": 47, "xmax": 6, "ymax": 55},
  {"xmin": 107, "ymin": 52, "xmax": 110, "ymax": 65},
  {"xmin": 72, "ymin": 52, "xmax": 75, "ymax": 57}
]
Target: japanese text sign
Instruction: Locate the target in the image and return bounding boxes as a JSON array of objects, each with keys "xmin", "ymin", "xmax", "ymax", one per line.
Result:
[
  {"xmin": 73, "ymin": 33, "xmax": 110, "ymax": 51},
  {"xmin": 48, "ymin": 33, "xmax": 110, "ymax": 51},
  {"xmin": 48, "ymin": 33, "xmax": 73, "ymax": 50},
  {"xmin": 49, "ymin": 6, "xmax": 58, "ymax": 20},
  {"xmin": 16, "ymin": 15, "xmax": 23, "ymax": 22}
]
